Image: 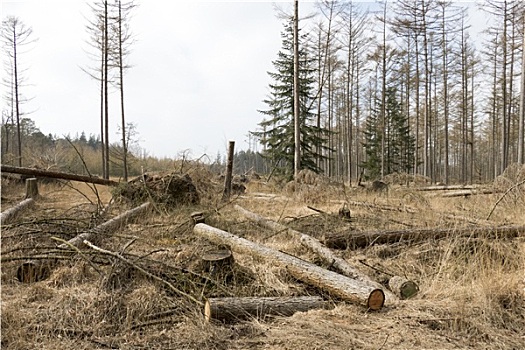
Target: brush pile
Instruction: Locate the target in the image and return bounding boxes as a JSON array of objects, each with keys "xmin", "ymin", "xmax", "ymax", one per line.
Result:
[{"xmin": 116, "ymin": 172, "xmax": 200, "ymax": 206}]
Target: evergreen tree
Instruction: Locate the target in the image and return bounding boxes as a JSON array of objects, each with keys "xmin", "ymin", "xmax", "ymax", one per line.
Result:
[
  {"xmin": 253, "ymin": 21, "xmax": 331, "ymax": 179},
  {"xmin": 362, "ymin": 87, "xmax": 416, "ymax": 179}
]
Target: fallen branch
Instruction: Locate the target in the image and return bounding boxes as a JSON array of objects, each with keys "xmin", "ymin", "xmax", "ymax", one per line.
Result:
[
  {"xmin": 194, "ymin": 223, "xmax": 386, "ymax": 310},
  {"xmin": 343, "ymin": 200, "xmax": 417, "ymax": 214},
  {"xmin": 486, "ymin": 179, "xmax": 525, "ymax": 220},
  {"xmin": 59, "ymin": 202, "xmax": 152, "ymax": 248},
  {"xmin": 1, "ymin": 165, "xmax": 118, "ymax": 186},
  {"xmin": 234, "ymin": 205, "xmax": 395, "ymax": 303},
  {"xmin": 0, "ymin": 198, "xmax": 34, "ymax": 225},
  {"xmin": 83, "ymin": 239, "xmax": 203, "ymax": 307},
  {"xmin": 204, "ymin": 296, "xmax": 330, "ymax": 323},
  {"xmin": 323, "ymin": 225, "xmax": 525, "ymax": 249}
]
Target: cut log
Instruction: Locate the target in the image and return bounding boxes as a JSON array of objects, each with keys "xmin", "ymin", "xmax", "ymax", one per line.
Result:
[
  {"xmin": 59, "ymin": 202, "xmax": 152, "ymax": 248},
  {"xmin": 25, "ymin": 178, "xmax": 39, "ymax": 199},
  {"xmin": 415, "ymin": 185, "xmax": 481, "ymax": 191},
  {"xmin": 1, "ymin": 165, "xmax": 118, "ymax": 186},
  {"xmin": 1, "ymin": 198, "xmax": 35, "ymax": 225},
  {"xmin": 441, "ymin": 189, "xmax": 496, "ymax": 198},
  {"xmin": 205, "ymin": 296, "xmax": 330, "ymax": 323},
  {"xmin": 234, "ymin": 205, "xmax": 395, "ymax": 303},
  {"xmin": 342, "ymin": 200, "xmax": 417, "ymax": 214},
  {"xmin": 388, "ymin": 276, "xmax": 419, "ymax": 299},
  {"xmin": 194, "ymin": 223, "xmax": 387, "ymax": 310},
  {"xmin": 323, "ymin": 225, "xmax": 525, "ymax": 249}
]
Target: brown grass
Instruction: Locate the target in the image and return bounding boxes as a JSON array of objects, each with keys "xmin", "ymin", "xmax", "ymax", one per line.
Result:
[{"xmin": 1, "ymin": 173, "xmax": 524, "ymax": 349}]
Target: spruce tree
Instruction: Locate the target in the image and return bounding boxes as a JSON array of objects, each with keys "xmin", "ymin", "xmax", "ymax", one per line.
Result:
[
  {"xmin": 253, "ymin": 22, "xmax": 330, "ymax": 179},
  {"xmin": 362, "ymin": 86, "xmax": 415, "ymax": 179}
]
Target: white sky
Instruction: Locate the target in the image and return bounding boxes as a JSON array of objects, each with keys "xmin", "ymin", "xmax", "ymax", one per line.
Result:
[
  {"xmin": 1, "ymin": 1, "xmax": 489, "ymax": 159},
  {"xmin": 0, "ymin": 0, "xmax": 317, "ymax": 159}
]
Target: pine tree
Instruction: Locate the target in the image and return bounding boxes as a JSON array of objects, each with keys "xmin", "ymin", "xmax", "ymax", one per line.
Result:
[{"xmin": 253, "ymin": 21, "xmax": 331, "ymax": 179}]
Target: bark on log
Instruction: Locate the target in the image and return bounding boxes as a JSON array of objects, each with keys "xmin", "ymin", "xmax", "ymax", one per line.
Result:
[
  {"xmin": 194, "ymin": 223, "xmax": 386, "ymax": 310},
  {"xmin": 205, "ymin": 296, "xmax": 329, "ymax": 323},
  {"xmin": 388, "ymin": 276, "xmax": 419, "ymax": 299},
  {"xmin": 323, "ymin": 225, "xmax": 525, "ymax": 249},
  {"xmin": 342, "ymin": 200, "xmax": 417, "ymax": 214},
  {"xmin": 25, "ymin": 178, "xmax": 39, "ymax": 199},
  {"xmin": 59, "ymin": 202, "xmax": 152, "ymax": 248},
  {"xmin": 1, "ymin": 165, "xmax": 118, "ymax": 186},
  {"xmin": 415, "ymin": 185, "xmax": 481, "ymax": 191},
  {"xmin": 441, "ymin": 189, "xmax": 496, "ymax": 198},
  {"xmin": 234, "ymin": 205, "xmax": 395, "ymax": 303},
  {"xmin": 1, "ymin": 198, "xmax": 35, "ymax": 225}
]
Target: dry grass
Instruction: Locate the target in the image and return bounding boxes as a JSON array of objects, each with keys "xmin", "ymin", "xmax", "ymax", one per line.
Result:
[{"xmin": 1, "ymin": 172, "xmax": 524, "ymax": 349}]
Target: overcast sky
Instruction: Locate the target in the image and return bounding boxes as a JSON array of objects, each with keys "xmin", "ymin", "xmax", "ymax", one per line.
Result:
[
  {"xmin": 1, "ymin": 1, "xmax": 488, "ymax": 160},
  {"xmin": 1, "ymin": 0, "xmax": 320, "ymax": 159}
]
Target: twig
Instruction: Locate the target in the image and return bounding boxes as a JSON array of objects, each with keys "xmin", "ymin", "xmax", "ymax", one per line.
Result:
[
  {"xmin": 52, "ymin": 236, "xmax": 104, "ymax": 275},
  {"xmin": 486, "ymin": 179, "xmax": 525, "ymax": 220},
  {"xmin": 83, "ymin": 239, "xmax": 204, "ymax": 307},
  {"xmin": 358, "ymin": 259, "xmax": 394, "ymax": 277}
]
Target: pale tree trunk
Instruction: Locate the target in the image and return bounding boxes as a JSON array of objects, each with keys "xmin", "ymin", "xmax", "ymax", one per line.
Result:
[
  {"xmin": 518, "ymin": 11, "xmax": 525, "ymax": 164},
  {"xmin": 104, "ymin": 0, "xmax": 110, "ymax": 179},
  {"xmin": 293, "ymin": 0, "xmax": 301, "ymax": 179},
  {"xmin": 117, "ymin": 0, "xmax": 128, "ymax": 181}
]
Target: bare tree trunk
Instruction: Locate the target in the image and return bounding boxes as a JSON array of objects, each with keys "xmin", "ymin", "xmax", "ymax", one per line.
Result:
[
  {"xmin": 293, "ymin": 0, "xmax": 301, "ymax": 179},
  {"xmin": 1, "ymin": 165, "xmax": 119, "ymax": 186},
  {"xmin": 222, "ymin": 141, "xmax": 235, "ymax": 202},
  {"xmin": 518, "ymin": 12, "xmax": 525, "ymax": 164},
  {"xmin": 117, "ymin": 0, "xmax": 128, "ymax": 181},
  {"xmin": 104, "ymin": 0, "xmax": 110, "ymax": 179}
]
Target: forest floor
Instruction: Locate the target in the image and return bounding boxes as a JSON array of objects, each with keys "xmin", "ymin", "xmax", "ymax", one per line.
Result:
[{"xmin": 1, "ymin": 165, "xmax": 525, "ymax": 350}]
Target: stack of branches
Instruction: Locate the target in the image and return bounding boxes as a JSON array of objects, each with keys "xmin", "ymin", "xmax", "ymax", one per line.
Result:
[{"xmin": 115, "ymin": 172, "xmax": 200, "ymax": 207}]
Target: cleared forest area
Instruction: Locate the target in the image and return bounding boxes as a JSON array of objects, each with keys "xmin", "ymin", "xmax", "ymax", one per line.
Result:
[{"xmin": 1, "ymin": 163, "xmax": 524, "ymax": 350}]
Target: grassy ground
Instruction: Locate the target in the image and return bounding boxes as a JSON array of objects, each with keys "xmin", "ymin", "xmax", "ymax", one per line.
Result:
[{"xmin": 1, "ymin": 169, "xmax": 524, "ymax": 350}]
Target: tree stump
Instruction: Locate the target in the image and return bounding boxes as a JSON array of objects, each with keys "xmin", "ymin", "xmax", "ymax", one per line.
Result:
[
  {"xmin": 388, "ymin": 276, "xmax": 419, "ymax": 299},
  {"xmin": 190, "ymin": 211, "xmax": 205, "ymax": 225},
  {"xmin": 202, "ymin": 248, "xmax": 234, "ymax": 279},
  {"xmin": 25, "ymin": 178, "xmax": 39, "ymax": 199},
  {"xmin": 338, "ymin": 203, "xmax": 351, "ymax": 220},
  {"xmin": 16, "ymin": 261, "xmax": 51, "ymax": 283}
]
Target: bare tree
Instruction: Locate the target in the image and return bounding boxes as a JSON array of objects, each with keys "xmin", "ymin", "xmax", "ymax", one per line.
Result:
[
  {"xmin": 1, "ymin": 16, "xmax": 36, "ymax": 167},
  {"xmin": 293, "ymin": 0, "xmax": 301, "ymax": 179}
]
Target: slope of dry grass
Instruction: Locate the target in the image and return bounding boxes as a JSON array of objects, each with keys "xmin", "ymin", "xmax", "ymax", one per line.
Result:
[{"xmin": 1, "ymin": 172, "xmax": 524, "ymax": 350}]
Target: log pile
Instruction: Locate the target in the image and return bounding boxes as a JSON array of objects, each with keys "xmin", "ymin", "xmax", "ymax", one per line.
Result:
[{"xmin": 194, "ymin": 223, "xmax": 386, "ymax": 310}]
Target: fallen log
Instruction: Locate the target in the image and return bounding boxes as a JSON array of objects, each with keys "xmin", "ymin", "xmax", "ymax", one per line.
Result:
[
  {"xmin": 342, "ymin": 200, "xmax": 417, "ymax": 214},
  {"xmin": 441, "ymin": 189, "xmax": 496, "ymax": 198},
  {"xmin": 234, "ymin": 205, "xmax": 395, "ymax": 303},
  {"xmin": 323, "ymin": 225, "xmax": 525, "ymax": 249},
  {"xmin": 388, "ymin": 276, "xmax": 419, "ymax": 299},
  {"xmin": 15, "ymin": 202, "xmax": 152, "ymax": 283},
  {"xmin": 1, "ymin": 165, "xmax": 118, "ymax": 186},
  {"xmin": 415, "ymin": 185, "xmax": 481, "ymax": 191},
  {"xmin": 194, "ymin": 223, "xmax": 386, "ymax": 310},
  {"xmin": 0, "ymin": 198, "xmax": 35, "ymax": 225},
  {"xmin": 205, "ymin": 296, "xmax": 329, "ymax": 323},
  {"xmin": 60, "ymin": 202, "xmax": 152, "ymax": 248}
]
